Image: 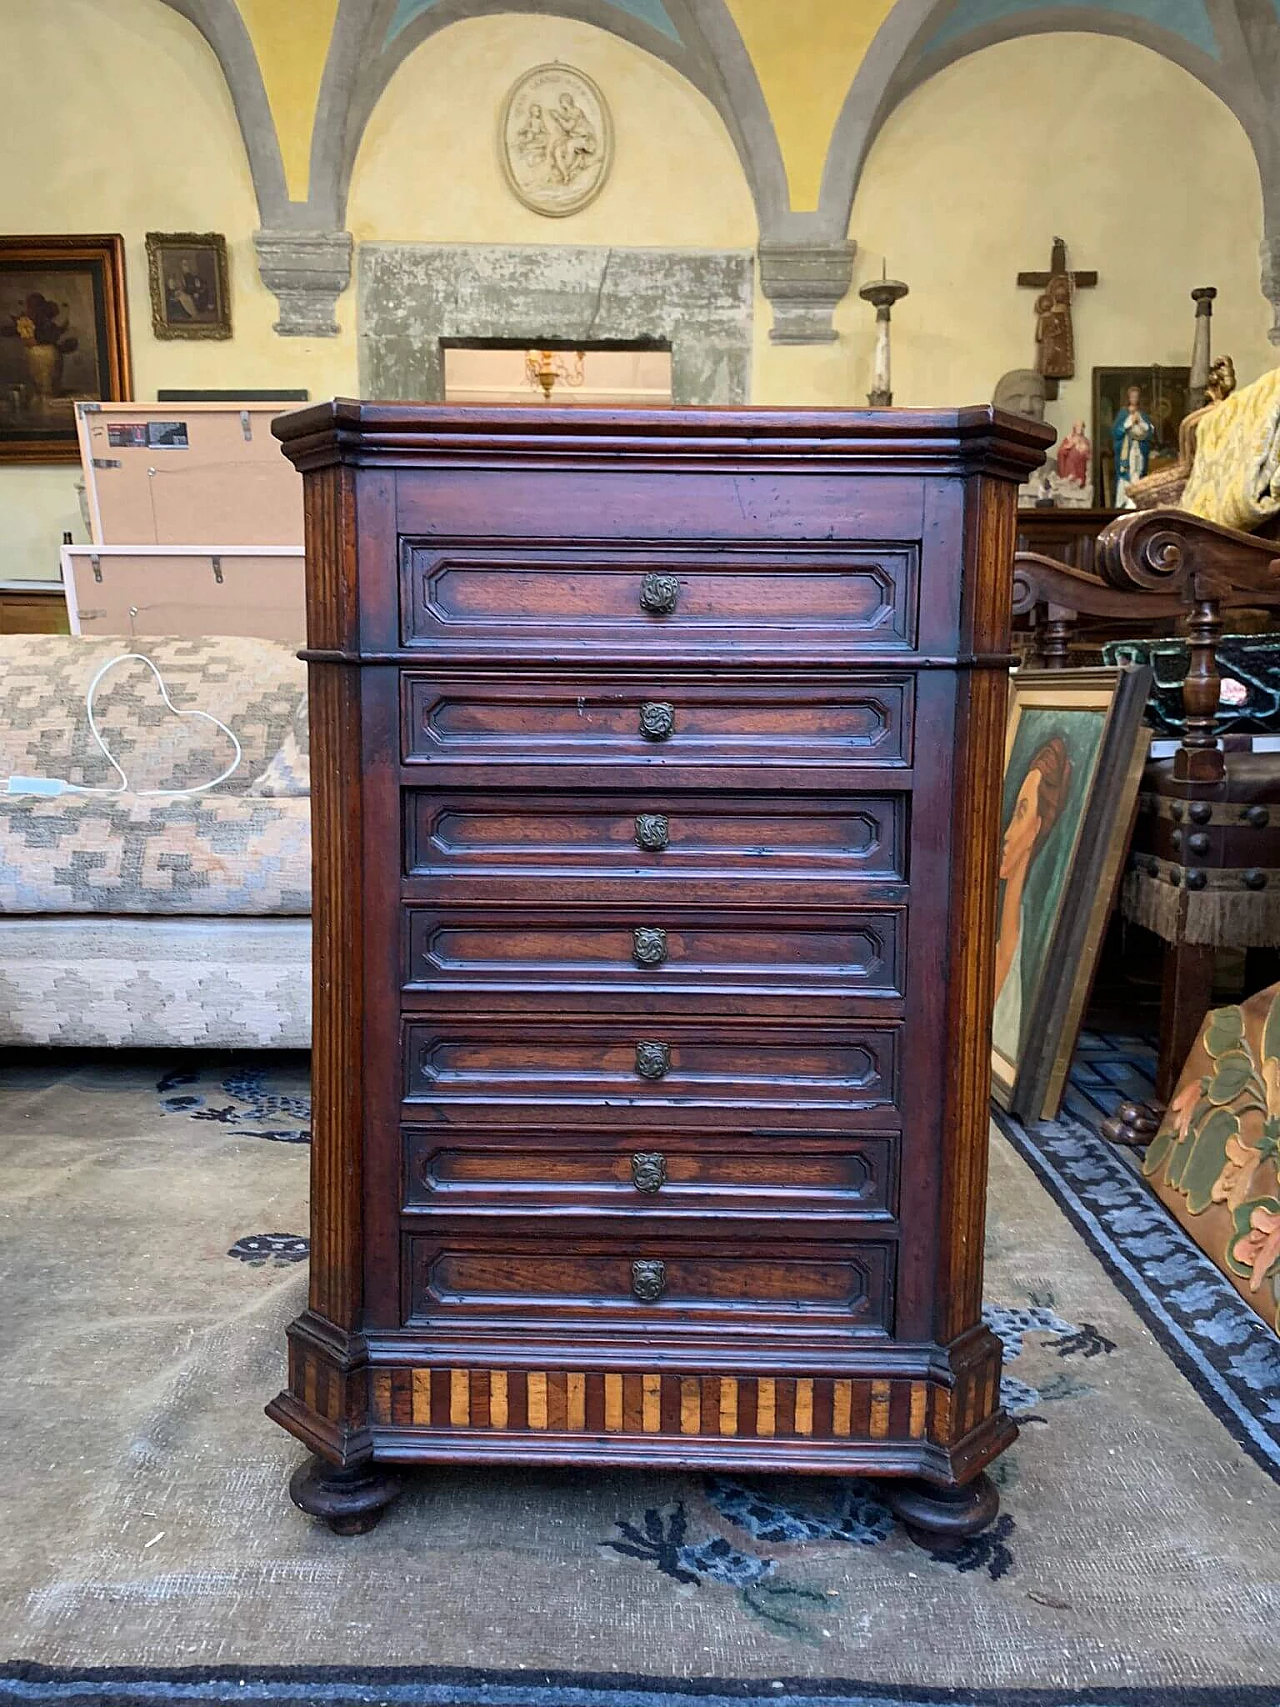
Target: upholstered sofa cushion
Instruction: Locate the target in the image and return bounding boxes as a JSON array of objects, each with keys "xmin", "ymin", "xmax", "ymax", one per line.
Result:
[
  {"xmin": 248, "ymin": 693, "xmax": 310, "ymax": 798},
  {"xmin": 0, "ymin": 635, "xmax": 304, "ymax": 796},
  {"xmin": 0, "ymin": 791, "xmax": 311, "ymax": 915}
]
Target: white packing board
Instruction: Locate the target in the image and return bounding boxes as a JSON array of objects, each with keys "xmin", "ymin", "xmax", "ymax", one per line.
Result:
[
  {"xmin": 60, "ymin": 545, "xmax": 305, "ymax": 644},
  {"xmin": 75, "ymin": 401, "xmax": 303, "ymax": 547}
]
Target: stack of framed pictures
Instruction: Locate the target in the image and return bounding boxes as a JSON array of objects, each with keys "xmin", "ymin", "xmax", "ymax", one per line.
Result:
[
  {"xmin": 991, "ymin": 664, "xmax": 1153, "ymax": 1121},
  {"xmin": 65, "ymin": 401, "xmax": 305, "ymax": 642}
]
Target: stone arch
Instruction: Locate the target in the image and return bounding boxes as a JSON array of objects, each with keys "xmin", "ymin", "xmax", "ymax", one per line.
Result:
[
  {"xmin": 312, "ymin": 0, "xmax": 788, "ymax": 236},
  {"xmin": 154, "ymin": 0, "xmax": 290, "ymax": 222},
  {"xmin": 817, "ymin": 0, "xmax": 1280, "ymax": 337}
]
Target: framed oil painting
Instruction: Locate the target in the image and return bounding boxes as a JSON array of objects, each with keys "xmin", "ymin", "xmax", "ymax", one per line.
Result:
[
  {"xmin": 991, "ymin": 665, "xmax": 1152, "ymax": 1120},
  {"xmin": 146, "ymin": 232, "xmax": 231, "ymax": 340},
  {"xmin": 1092, "ymin": 364, "xmax": 1190, "ymax": 508},
  {"xmin": 0, "ymin": 235, "xmax": 131, "ymax": 462}
]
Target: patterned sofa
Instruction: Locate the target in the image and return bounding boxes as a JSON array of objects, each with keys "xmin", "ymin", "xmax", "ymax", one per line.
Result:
[{"xmin": 0, "ymin": 636, "xmax": 311, "ymax": 1047}]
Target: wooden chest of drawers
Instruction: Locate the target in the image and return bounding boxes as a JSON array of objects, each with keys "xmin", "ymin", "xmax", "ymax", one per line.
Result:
[{"xmin": 269, "ymin": 402, "xmax": 1051, "ymax": 1543}]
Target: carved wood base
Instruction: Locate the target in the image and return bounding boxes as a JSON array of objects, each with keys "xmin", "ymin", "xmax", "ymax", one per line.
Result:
[
  {"xmin": 880, "ymin": 1471, "xmax": 999, "ymax": 1551},
  {"xmin": 1101, "ymin": 1098, "xmax": 1163, "ymax": 1147},
  {"xmin": 288, "ymin": 1454, "xmax": 402, "ymax": 1536}
]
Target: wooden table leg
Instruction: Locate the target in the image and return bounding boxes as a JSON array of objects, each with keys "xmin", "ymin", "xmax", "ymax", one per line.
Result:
[{"xmin": 1157, "ymin": 940, "xmax": 1216, "ymax": 1103}]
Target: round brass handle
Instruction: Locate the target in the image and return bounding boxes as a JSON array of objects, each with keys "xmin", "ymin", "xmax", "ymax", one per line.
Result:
[
  {"xmin": 634, "ymin": 1040, "xmax": 671, "ymax": 1079},
  {"xmin": 631, "ymin": 1258, "xmax": 666, "ymax": 1300},
  {"xmin": 639, "ymin": 701, "xmax": 675, "ymax": 742},
  {"xmin": 634, "ymin": 812, "xmax": 669, "ymax": 851},
  {"xmin": 632, "ymin": 926, "xmax": 668, "ymax": 966},
  {"xmin": 631, "ymin": 1151, "xmax": 667, "ymax": 1193},
  {"xmin": 639, "ymin": 573, "xmax": 680, "ymax": 615}
]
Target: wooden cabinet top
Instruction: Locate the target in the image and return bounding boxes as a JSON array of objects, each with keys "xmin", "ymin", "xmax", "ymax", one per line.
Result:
[{"xmin": 274, "ymin": 400, "xmax": 1052, "ymax": 481}]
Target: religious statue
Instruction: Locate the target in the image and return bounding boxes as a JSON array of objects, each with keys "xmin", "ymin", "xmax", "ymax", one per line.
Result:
[
  {"xmin": 1056, "ymin": 420, "xmax": 1091, "ymax": 493},
  {"xmin": 1034, "ymin": 273, "xmax": 1075, "ymax": 382},
  {"xmin": 1017, "ymin": 239, "xmax": 1096, "ymax": 395},
  {"xmin": 1112, "ymin": 384, "xmax": 1156, "ymax": 506}
]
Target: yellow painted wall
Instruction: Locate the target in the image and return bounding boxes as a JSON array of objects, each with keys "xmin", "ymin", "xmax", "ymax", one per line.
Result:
[
  {"xmin": 0, "ymin": 0, "xmax": 355, "ymax": 581},
  {"xmin": 238, "ymin": 0, "xmax": 339, "ymax": 201},
  {"xmin": 827, "ymin": 34, "xmax": 1275, "ymax": 434},
  {"xmin": 347, "ymin": 15, "xmax": 756, "ymax": 247},
  {"xmin": 4, "ymin": 6, "xmax": 1277, "ymax": 583},
  {"xmin": 723, "ymin": 0, "xmax": 896, "ymax": 210}
]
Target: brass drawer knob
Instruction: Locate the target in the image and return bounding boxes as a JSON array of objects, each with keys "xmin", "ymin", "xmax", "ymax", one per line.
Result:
[
  {"xmin": 634, "ymin": 812, "xmax": 669, "ymax": 851},
  {"xmin": 639, "ymin": 701, "xmax": 675, "ymax": 742},
  {"xmin": 631, "ymin": 1258, "xmax": 666, "ymax": 1300},
  {"xmin": 639, "ymin": 573, "xmax": 680, "ymax": 615},
  {"xmin": 631, "ymin": 1151, "xmax": 667, "ymax": 1193},
  {"xmin": 635, "ymin": 1040, "xmax": 670, "ymax": 1079},
  {"xmin": 632, "ymin": 926, "xmax": 668, "ymax": 966}
]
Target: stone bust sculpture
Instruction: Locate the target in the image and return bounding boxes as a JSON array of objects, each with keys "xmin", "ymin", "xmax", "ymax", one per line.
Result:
[{"xmin": 993, "ymin": 369, "xmax": 1049, "ymax": 422}]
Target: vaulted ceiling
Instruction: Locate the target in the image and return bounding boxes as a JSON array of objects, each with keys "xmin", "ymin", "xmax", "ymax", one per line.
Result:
[{"xmin": 157, "ymin": 0, "xmax": 1280, "ymax": 340}]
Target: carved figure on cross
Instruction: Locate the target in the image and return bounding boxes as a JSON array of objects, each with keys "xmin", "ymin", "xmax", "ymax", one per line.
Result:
[{"xmin": 1017, "ymin": 237, "xmax": 1097, "ymax": 397}]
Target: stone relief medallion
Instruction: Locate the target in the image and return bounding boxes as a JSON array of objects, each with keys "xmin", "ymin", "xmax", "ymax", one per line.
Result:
[{"xmin": 500, "ymin": 64, "xmax": 613, "ymax": 217}]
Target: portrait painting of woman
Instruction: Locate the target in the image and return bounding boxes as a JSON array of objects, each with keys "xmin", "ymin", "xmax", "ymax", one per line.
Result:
[
  {"xmin": 991, "ymin": 733, "xmax": 1074, "ymax": 1062},
  {"xmin": 990, "ymin": 668, "xmax": 1153, "ymax": 1119}
]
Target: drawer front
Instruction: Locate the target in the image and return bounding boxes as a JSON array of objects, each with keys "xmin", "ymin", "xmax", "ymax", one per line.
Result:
[
  {"xmin": 403, "ymin": 1128, "xmax": 897, "ymax": 1217},
  {"xmin": 401, "ymin": 544, "xmax": 916, "ymax": 656},
  {"xmin": 402, "ymin": 1021, "xmax": 900, "ymax": 1124},
  {"xmin": 405, "ymin": 791, "xmax": 906, "ymax": 883},
  {"xmin": 402, "ymin": 675, "xmax": 912, "ymax": 773},
  {"xmin": 404, "ymin": 908, "xmax": 904, "ymax": 1001},
  {"xmin": 404, "ymin": 1233, "xmax": 893, "ymax": 1335}
]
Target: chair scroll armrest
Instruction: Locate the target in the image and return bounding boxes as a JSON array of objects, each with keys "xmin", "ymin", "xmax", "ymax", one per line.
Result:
[
  {"xmin": 1012, "ymin": 552, "xmax": 1184, "ymax": 622},
  {"xmin": 1095, "ymin": 507, "xmax": 1280, "ymax": 602}
]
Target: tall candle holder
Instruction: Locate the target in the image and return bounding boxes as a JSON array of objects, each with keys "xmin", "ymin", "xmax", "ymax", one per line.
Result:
[
  {"xmin": 859, "ymin": 270, "xmax": 909, "ymax": 406},
  {"xmin": 1189, "ymin": 287, "xmax": 1216, "ymax": 402}
]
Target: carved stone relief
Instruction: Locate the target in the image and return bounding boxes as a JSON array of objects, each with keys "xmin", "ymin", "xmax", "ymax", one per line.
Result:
[{"xmin": 500, "ymin": 64, "xmax": 613, "ymax": 217}]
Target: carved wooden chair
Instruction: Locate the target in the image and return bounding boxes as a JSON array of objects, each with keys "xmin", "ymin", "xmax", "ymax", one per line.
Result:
[{"xmin": 1013, "ymin": 509, "xmax": 1280, "ymax": 1137}]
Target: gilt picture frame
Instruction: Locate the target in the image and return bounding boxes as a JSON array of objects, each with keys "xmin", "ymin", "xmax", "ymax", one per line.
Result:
[
  {"xmin": 0, "ymin": 234, "xmax": 131, "ymax": 463},
  {"xmin": 991, "ymin": 664, "xmax": 1152, "ymax": 1120},
  {"xmin": 146, "ymin": 232, "xmax": 231, "ymax": 340}
]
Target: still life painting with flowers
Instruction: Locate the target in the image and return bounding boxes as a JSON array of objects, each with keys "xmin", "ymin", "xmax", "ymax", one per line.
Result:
[
  {"xmin": 1143, "ymin": 980, "xmax": 1280, "ymax": 1330},
  {"xmin": 0, "ymin": 235, "xmax": 131, "ymax": 461}
]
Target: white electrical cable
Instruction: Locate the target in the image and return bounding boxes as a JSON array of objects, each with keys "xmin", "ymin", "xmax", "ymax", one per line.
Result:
[{"xmin": 11, "ymin": 652, "xmax": 242, "ymax": 799}]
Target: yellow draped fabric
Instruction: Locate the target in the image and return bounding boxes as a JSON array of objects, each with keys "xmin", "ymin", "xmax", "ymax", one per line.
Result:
[{"xmin": 1182, "ymin": 366, "xmax": 1280, "ymax": 532}]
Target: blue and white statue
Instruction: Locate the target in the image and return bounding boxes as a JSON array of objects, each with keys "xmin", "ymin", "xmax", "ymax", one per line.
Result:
[{"xmin": 1112, "ymin": 384, "xmax": 1156, "ymax": 506}]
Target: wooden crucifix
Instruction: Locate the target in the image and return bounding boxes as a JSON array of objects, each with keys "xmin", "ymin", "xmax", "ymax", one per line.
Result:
[{"xmin": 1017, "ymin": 236, "xmax": 1097, "ymax": 397}]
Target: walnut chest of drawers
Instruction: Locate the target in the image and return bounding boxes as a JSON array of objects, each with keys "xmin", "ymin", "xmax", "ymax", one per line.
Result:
[{"xmin": 269, "ymin": 402, "xmax": 1051, "ymax": 1542}]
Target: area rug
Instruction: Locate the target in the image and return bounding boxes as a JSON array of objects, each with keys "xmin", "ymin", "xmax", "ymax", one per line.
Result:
[
  {"xmin": 994, "ymin": 1030, "xmax": 1280, "ymax": 1481},
  {"xmin": 0, "ymin": 1050, "xmax": 1278, "ymax": 1704}
]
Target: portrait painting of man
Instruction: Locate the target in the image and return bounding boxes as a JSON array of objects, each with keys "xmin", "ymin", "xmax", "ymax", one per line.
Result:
[{"xmin": 146, "ymin": 233, "xmax": 231, "ymax": 340}]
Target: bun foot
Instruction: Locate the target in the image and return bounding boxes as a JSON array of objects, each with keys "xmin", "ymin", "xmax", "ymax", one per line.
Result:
[
  {"xmin": 288, "ymin": 1454, "xmax": 402, "ymax": 1536},
  {"xmin": 881, "ymin": 1471, "xmax": 999, "ymax": 1552},
  {"xmin": 1101, "ymin": 1099, "xmax": 1163, "ymax": 1147}
]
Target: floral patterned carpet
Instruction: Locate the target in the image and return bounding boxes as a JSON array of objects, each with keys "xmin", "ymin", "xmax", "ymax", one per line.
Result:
[{"xmin": 0, "ymin": 1046, "xmax": 1277, "ymax": 1705}]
